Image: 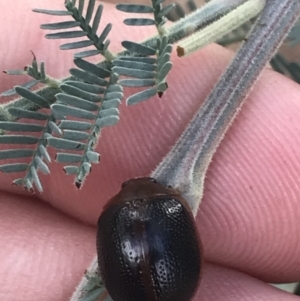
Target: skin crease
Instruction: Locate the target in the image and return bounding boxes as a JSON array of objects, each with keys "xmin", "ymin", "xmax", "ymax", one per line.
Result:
[{"xmin": 0, "ymin": 0, "xmax": 300, "ymax": 300}]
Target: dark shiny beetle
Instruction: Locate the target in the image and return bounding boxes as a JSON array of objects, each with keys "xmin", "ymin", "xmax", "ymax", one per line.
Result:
[{"xmin": 97, "ymin": 177, "xmax": 202, "ymax": 301}]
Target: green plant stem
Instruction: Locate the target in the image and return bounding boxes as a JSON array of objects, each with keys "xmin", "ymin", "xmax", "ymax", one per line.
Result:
[
  {"xmin": 69, "ymin": 256, "xmax": 99, "ymax": 301},
  {"xmin": 152, "ymin": 0, "xmax": 300, "ymax": 215},
  {"xmin": 0, "ymin": 0, "xmax": 247, "ymax": 122},
  {"xmin": 42, "ymin": 76, "xmax": 61, "ymax": 88},
  {"xmin": 217, "ymin": 20, "xmax": 253, "ymax": 46},
  {"xmin": 177, "ymin": 0, "xmax": 265, "ymax": 57},
  {"xmin": 65, "ymin": 1, "xmax": 300, "ymax": 301},
  {"xmin": 0, "ymin": 86, "xmax": 60, "ymax": 122},
  {"xmin": 167, "ymin": 0, "xmax": 249, "ymax": 43}
]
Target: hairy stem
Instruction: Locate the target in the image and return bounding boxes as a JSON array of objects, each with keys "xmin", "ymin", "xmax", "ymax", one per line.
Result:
[
  {"xmin": 65, "ymin": 1, "xmax": 300, "ymax": 301},
  {"xmin": 0, "ymin": 86, "xmax": 60, "ymax": 122},
  {"xmin": 152, "ymin": 0, "xmax": 300, "ymax": 215},
  {"xmin": 69, "ymin": 256, "xmax": 103, "ymax": 301},
  {"xmin": 0, "ymin": 0, "xmax": 247, "ymax": 122},
  {"xmin": 177, "ymin": 0, "xmax": 265, "ymax": 57},
  {"xmin": 167, "ymin": 0, "xmax": 249, "ymax": 44}
]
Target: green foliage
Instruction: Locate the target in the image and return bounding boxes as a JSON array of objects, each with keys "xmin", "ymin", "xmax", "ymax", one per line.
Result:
[
  {"xmin": 167, "ymin": 0, "xmax": 300, "ymax": 84},
  {"xmin": 0, "ymin": 84, "xmax": 54, "ymax": 192},
  {"xmin": 115, "ymin": 0, "xmax": 174, "ymax": 103},
  {"xmin": 0, "ymin": 0, "xmax": 174, "ymax": 191},
  {"xmin": 33, "ymin": 0, "xmax": 113, "ymax": 59},
  {"xmin": 50, "ymin": 58, "xmax": 122, "ymax": 188},
  {"xmin": 1, "ymin": 53, "xmax": 50, "ymax": 97},
  {"xmin": 113, "ymin": 36, "xmax": 173, "ymax": 104},
  {"xmin": 1, "ymin": 0, "xmax": 300, "ymax": 300},
  {"xmin": 0, "ymin": 0, "xmax": 299, "ymax": 193}
]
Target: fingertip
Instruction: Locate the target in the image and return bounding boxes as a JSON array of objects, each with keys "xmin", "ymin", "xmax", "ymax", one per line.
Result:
[
  {"xmin": 197, "ymin": 263, "xmax": 299, "ymax": 301},
  {"xmin": 197, "ymin": 68, "xmax": 300, "ymax": 282}
]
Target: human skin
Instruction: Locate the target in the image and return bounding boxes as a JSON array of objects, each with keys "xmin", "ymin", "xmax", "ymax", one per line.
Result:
[{"xmin": 0, "ymin": 0, "xmax": 300, "ymax": 300}]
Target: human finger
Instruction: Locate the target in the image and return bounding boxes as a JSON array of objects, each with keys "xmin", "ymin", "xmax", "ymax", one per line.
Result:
[
  {"xmin": 196, "ymin": 263, "xmax": 300, "ymax": 301},
  {"xmin": 0, "ymin": 191, "xmax": 95, "ymax": 301},
  {"xmin": 1, "ymin": 0, "xmax": 300, "ymax": 284}
]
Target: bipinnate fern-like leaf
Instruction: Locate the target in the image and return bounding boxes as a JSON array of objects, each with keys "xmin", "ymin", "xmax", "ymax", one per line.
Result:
[
  {"xmin": 48, "ymin": 58, "xmax": 123, "ymax": 188},
  {"xmin": 0, "ymin": 87, "xmax": 55, "ymax": 192},
  {"xmin": 116, "ymin": 0, "xmax": 175, "ymax": 29},
  {"xmin": 1, "ymin": 53, "xmax": 48, "ymax": 97},
  {"xmin": 113, "ymin": 36, "xmax": 173, "ymax": 105},
  {"xmin": 114, "ymin": 0, "xmax": 174, "ymax": 105},
  {"xmin": 0, "ymin": 0, "xmax": 174, "ymax": 191},
  {"xmin": 33, "ymin": 0, "xmax": 113, "ymax": 59}
]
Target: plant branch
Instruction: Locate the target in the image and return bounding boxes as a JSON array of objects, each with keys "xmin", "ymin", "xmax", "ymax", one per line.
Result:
[
  {"xmin": 177, "ymin": 0, "xmax": 265, "ymax": 57},
  {"xmin": 152, "ymin": 0, "xmax": 300, "ymax": 215},
  {"xmin": 0, "ymin": 86, "xmax": 60, "ymax": 122},
  {"xmin": 64, "ymin": 1, "xmax": 300, "ymax": 301},
  {"xmin": 167, "ymin": 0, "xmax": 249, "ymax": 44},
  {"xmin": 69, "ymin": 256, "xmax": 105, "ymax": 301},
  {"xmin": 0, "ymin": 0, "xmax": 247, "ymax": 122}
]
